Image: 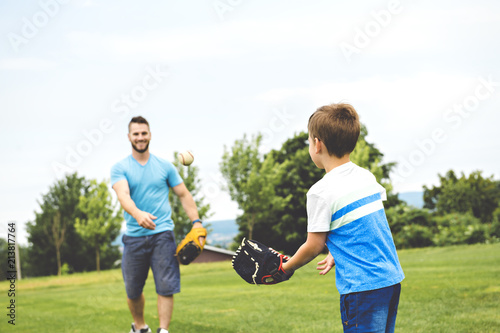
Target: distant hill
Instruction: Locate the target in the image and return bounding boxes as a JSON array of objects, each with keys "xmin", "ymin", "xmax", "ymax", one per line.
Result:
[
  {"xmin": 206, "ymin": 219, "xmax": 238, "ymax": 249},
  {"xmin": 398, "ymin": 191, "xmax": 424, "ymax": 208}
]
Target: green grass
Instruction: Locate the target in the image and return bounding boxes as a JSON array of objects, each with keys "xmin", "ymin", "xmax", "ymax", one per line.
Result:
[{"xmin": 1, "ymin": 243, "xmax": 499, "ymax": 332}]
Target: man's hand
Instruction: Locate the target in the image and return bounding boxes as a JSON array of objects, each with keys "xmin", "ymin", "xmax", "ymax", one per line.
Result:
[
  {"xmin": 133, "ymin": 211, "xmax": 157, "ymax": 230},
  {"xmin": 191, "ymin": 221, "xmax": 205, "ymax": 246},
  {"xmin": 317, "ymin": 252, "xmax": 335, "ymax": 275}
]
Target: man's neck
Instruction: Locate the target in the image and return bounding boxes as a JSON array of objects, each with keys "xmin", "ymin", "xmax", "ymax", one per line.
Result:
[{"xmin": 132, "ymin": 150, "xmax": 150, "ymax": 166}]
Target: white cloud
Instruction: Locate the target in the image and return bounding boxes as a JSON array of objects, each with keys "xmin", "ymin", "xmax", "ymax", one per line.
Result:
[
  {"xmin": 256, "ymin": 71, "xmax": 480, "ymax": 120},
  {"xmin": 63, "ymin": 15, "xmax": 337, "ymax": 63},
  {"xmin": 0, "ymin": 57, "xmax": 57, "ymax": 70}
]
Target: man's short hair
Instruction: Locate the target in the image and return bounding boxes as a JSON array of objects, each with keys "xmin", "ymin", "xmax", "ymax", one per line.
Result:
[
  {"xmin": 308, "ymin": 103, "xmax": 360, "ymax": 158},
  {"xmin": 128, "ymin": 116, "xmax": 149, "ymax": 132}
]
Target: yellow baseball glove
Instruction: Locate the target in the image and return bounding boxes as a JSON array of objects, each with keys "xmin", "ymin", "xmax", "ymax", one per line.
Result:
[{"xmin": 176, "ymin": 227, "xmax": 207, "ymax": 265}]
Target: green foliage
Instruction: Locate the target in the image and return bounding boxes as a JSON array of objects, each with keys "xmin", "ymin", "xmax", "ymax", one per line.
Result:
[
  {"xmin": 490, "ymin": 207, "xmax": 500, "ymax": 240},
  {"xmin": 386, "ymin": 203, "xmax": 500, "ymax": 249},
  {"xmin": 423, "ymin": 170, "xmax": 500, "ymax": 222},
  {"xmin": 220, "ymin": 134, "xmax": 290, "ymax": 242},
  {"xmin": 60, "ymin": 262, "xmax": 72, "ymax": 275},
  {"xmin": 432, "ymin": 213, "xmax": 488, "ymax": 246},
  {"xmin": 75, "ymin": 179, "xmax": 123, "ymax": 272},
  {"xmin": 26, "ymin": 173, "xmax": 91, "ymax": 276},
  {"xmin": 169, "ymin": 153, "xmax": 212, "ymax": 244},
  {"xmin": 386, "ymin": 204, "xmax": 435, "ymax": 249},
  {"xmin": 25, "ymin": 173, "xmax": 121, "ymax": 277},
  {"xmin": 258, "ymin": 132, "xmax": 323, "ymax": 254}
]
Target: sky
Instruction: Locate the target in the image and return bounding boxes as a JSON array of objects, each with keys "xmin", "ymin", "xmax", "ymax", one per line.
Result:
[{"xmin": 1, "ymin": 0, "xmax": 500, "ymax": 245}]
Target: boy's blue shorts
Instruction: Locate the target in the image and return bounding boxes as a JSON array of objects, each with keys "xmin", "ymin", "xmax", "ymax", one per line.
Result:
[
  {"xmin": 340, "ymin": 283, "xmax": 401, "ymax": 333},
  {"xmin": 121, "ymin": 230, "xmax": 180, "ymax": 299}
]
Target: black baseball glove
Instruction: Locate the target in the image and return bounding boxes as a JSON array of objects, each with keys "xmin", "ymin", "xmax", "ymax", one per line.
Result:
[{"xmin": 232, "ymin": 238, "xmax": 294, "ymax": 285}]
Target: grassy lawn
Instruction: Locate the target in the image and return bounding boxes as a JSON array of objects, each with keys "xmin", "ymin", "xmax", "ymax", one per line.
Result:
[{"xmin": 1, "ymin": 243, "xmax": 499, "ymax": 332}]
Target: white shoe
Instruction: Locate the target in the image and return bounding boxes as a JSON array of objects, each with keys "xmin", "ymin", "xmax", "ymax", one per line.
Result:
[
  {"xmin": 129, "ymin": 323, "xmax": 152, "ymax": 333},
  {"xmin": 156, "ymin": 329, "xmax": 169, "ymax": 333}
]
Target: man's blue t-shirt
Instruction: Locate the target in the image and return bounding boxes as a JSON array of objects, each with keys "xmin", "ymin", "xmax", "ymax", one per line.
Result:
[{"xmin": 110, "ymin": 154, "xmax": 183, "ymax": 237}]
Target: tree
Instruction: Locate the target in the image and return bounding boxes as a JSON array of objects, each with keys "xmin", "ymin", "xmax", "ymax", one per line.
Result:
[
  {"xmin": 26, "ymin": 173, "xmax": 121, "ymax": 277},
  {"xmin": 221, "ymin": 134, "xmax": 270, "ymax": 240},
  {"xmin": 260, "ymin": 132, "xmax": 324, "ymax": 254},
  {"xmin": 220, "ymin": 134, "xmax": 292, "ymax": 243},
  {"xmin": 423, "ymin": 170, "xmax": 500, "ymax": 222},
  {"xmin": 75, "ymin": 180, "xmax": 123, "ymax": 273},
  {"xmin": 50, "ymin": 211, "xmax": 65, "ymax": 276},
  {"xmin": 169, "ymin": 152, "xmax": 212, "ymax": 244},
  {"xmin": 26, "ymin": 173, "xmax": 90, "ymax": 276}
]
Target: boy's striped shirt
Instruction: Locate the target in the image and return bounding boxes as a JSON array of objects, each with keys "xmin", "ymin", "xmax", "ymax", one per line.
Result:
[{"xmin": 307, "ymin": 162, "xmax": 405, "ymax": 295}]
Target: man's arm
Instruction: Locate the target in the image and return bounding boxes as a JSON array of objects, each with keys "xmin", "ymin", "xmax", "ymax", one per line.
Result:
[
  {"xmin": 112, "ymin": 179, "xmax": 157, "ymax": 230},
  {"xmin": 171, "ymin": 182, "xmax": 203, "ymax": 229},
  {"xmin": 282, "ymin": 232, "xmax": 327, "ymax": 273}
]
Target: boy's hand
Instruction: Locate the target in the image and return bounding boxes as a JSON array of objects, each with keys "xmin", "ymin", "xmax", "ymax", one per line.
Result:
[{"xmin": 317, "ymin": 252, "xmax": 335, "ymax": 275}]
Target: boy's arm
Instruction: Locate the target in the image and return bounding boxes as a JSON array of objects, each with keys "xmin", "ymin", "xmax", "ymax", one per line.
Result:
[{"xmin": 282, "ymin": 232, "xmax": 327, "ymax": 273}]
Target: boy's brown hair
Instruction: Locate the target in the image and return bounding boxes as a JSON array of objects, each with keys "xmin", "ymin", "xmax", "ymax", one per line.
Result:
[{"xmin": 308, "ymin": 103, "xmax": 360, "ymax": 158}]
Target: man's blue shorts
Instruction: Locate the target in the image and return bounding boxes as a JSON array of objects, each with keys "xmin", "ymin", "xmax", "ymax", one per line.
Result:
[
  {"xmin": 340, "ymin": 283, "xmax": 401, "ymax": 333},
  {"xmin": 121, "ymin": 230, "xmax": 180, "ymax": 299}
]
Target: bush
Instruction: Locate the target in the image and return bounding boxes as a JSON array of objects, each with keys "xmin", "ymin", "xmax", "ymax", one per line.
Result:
[
  {"xmin": 396, "ymin": 224, "xmax": 434, "ymax": 249},
  {"xmin": 432, "ymin": 213, "xmax": 487, "ymax": 246},
  {"xmin": 387, "ymin": 204, "xmax": 435, "ymax": 248}
]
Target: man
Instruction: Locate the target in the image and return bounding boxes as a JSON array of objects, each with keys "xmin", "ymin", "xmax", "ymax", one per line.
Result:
[{"xmin": 111, "ymin": 116, "xmax": 204, "ymax": 333}]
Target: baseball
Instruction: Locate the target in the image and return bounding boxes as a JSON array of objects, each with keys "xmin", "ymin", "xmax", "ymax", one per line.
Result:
[{"xmin": 178, "ymin": 150, "xmax": 194, "ymax": 166}]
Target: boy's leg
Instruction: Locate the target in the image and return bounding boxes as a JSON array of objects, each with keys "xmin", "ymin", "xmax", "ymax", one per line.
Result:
[
  {"xmin": 340, "ymin": 283, "xmax": 401, "ymax": 333},
  {"xmin": 386, "ymin": 283, "xmax": 402, "ymax": 332}
]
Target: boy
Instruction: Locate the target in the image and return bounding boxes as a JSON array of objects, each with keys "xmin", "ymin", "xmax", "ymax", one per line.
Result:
[{"xmin": 282, "ymin": 103, "xmax": 405, "ymax": 332}]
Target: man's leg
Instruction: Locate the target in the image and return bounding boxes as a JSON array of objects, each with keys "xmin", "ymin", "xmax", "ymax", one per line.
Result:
[
  {"xmin": 151, "ymin": 231, "xmax": 181, "ymax": 330},
  {"xmin": 122, "ymin": 234, "xmax": 151, "ymax": 331},
  {"xmin": 158, "ymin": 294, "xmax": 174, "ymax": 330},
  {"xmin": 128, "ymin": 293, "xmax": 147, "ymax": 329}
]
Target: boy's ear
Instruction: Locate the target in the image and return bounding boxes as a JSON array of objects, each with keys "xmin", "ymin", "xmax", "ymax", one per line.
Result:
[{"xmin": 314, "ymin": 137, "xmax": 322, "ymax": 154}]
